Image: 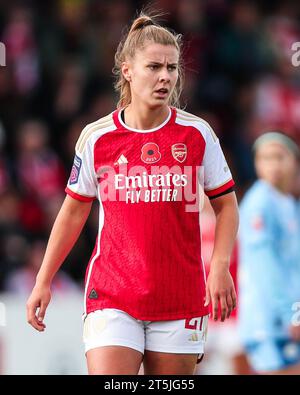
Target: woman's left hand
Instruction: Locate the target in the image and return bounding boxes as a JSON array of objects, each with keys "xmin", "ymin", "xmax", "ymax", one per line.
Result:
[{"xmin": 204, "ymin": 264, "xmax": 237, "ymax": 322}]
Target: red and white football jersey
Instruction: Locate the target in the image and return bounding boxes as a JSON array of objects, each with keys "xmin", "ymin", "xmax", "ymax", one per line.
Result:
[{"xmin": 66, "ymin": 107, "xmax": 234, "ymax": 320}]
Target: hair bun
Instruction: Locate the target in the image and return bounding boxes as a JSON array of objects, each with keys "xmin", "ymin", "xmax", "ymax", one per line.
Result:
[
  {"xmin": 129, "ymin": 16, "xmax": 155, "ymax": 34},
  {"xmin": 142, "ymin": 19, "xmax": 155, "ymax": 28}
]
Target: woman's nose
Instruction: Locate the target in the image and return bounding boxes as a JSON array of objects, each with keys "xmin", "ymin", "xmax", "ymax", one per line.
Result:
[{"xmin": 159, "ymin": 69, "xmax": 171, "ymax": 82}]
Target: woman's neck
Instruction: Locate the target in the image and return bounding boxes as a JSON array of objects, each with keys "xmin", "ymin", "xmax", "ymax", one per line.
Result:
[{"xmin": 123, "ymin": 102, "xmax": 170, "ymax": 130}]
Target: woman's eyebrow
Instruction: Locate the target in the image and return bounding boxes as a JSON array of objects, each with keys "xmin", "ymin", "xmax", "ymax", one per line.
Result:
[{"xmin": 147, "ymin": 61, "xmax": 178, "ymax": 66}]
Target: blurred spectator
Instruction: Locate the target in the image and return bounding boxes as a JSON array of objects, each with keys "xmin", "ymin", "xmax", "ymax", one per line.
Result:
[
  {"xmin": 0, "ymin": 121, "xmax": 12, "ymax": 194},
  {"xmin": 52, "ymin": 60, "xmax": 87, "ymax": 133},
  {"xmin": 15, "ymin": 119, "xmax": 65, "ymax": 233},
  {"xmin": 2, "ymin": 5, "xmax": 39, "ymax": 95},
  {"xmin": 238, "ymin": 132, "xmax": 300, "ymax": 374},
  {"xmin": 176, "ymin": 0, "xmax": 210, "ymax": 105},
  {"xmin": 0, "ymin": 188, "xmax": 27, "ymax": 290},
  {"xmin": 250, "ymin": 6, "xmax": 300, "ymax": 145},
  {"xmin": 4, "ymin": 238, "xmax": 79, "ymax": 296},
  {"xmin": 214, "ymin": 1, "xmax": 268, "ymax": 80}
]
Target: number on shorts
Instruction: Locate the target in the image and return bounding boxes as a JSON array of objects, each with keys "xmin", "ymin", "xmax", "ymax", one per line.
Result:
[{"xmin": 184, "ymin": 317, "xmax": 203, "ymax": 331}]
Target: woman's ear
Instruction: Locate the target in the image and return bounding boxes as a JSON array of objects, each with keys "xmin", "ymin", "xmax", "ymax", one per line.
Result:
[{"xmin": 121, "ymin": 62, "xmax": 132, "ymax": 82}]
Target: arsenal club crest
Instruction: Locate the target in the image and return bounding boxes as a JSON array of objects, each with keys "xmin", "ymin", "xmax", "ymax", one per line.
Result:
[
  {"xmin": 171, "ymin": 143, "xmax": 187, "ymax": 163},
  {"xmin": 141, "ymin": 142, "xmax": 161, "ymax": 164}
]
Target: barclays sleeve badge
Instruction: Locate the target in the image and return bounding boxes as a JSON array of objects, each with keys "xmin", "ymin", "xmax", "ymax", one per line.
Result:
[{"xmin": 69, "ymin": 154, "xmax": 82, "ymax": 185}]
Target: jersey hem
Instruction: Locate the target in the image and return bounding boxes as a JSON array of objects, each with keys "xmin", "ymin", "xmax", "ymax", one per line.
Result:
[{"xmin": 86, "ymin": 304, "xmax": 210, "ymax": 321}]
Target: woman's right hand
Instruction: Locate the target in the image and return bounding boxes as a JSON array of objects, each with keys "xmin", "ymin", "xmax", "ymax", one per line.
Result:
[{"xmin": 26, "ymin": 284, "xmax": 51, "ymax": 332}]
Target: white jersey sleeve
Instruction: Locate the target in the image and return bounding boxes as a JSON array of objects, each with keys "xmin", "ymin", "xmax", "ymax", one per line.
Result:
[
  {"xmin": 65, "ymin": 136, "xmax": 97, "ymax": 202},
  {"xmin": 202, "ymin": 124, "xmax": 234, "ymax": 198}
]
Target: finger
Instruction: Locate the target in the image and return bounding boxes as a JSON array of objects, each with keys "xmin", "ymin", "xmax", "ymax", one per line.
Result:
[
  {"xmin": 226, "ymin": 293, "xmax": 233, "ymax": 319},
  {"xmin": 231, "ymin": 288, "xmax": 237, "ymax": 310},
  {"xmin": 26, "ymin": 302, "xmax": 37, "ymax": 326},
  {"xmin": 212, "ymin": 294, "xmax": 219, "ymax": 321},
  {"xmin": 33, "ymin": 315, "xmax": 46, "ymax": 331},
  {"xmin": 38, "ymin": 301, "xmax": 48, "ymax": 323},
  {"xmin": 204, "ymin": 287, "xmax": 211, "ymax": 307},
  {"xmin": 220, "ymin": 292, "xmax": 228, "ymax": 322},
  {"xmin": 29, "ymin": 309, "xmax": 45, "ymax": 331},
  {"xmin": 27, "ymin": 303, "xmax": 45, "ymax": 331}
]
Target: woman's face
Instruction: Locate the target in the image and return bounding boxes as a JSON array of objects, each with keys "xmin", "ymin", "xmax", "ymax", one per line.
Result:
[
  {"xmin": 255, "ymin": 142, "xmax": 298, "ymax": 192},
  {"xmin": 122, "ymin": 42, "xmax": 179, "ymax": 109}
]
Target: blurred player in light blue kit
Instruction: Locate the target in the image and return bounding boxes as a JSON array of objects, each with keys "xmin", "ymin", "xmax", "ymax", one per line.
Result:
[{"xmin": 238, "ymin": 132, "xmax": 300, "ymax": 374}]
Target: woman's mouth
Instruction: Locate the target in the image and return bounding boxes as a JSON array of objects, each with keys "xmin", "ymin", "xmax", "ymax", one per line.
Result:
[{"xmin": 154, "ymin": 88, "xmax": 169, "ymax": 98}]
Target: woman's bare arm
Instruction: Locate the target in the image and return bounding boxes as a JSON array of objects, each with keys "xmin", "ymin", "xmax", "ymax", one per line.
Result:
[
  {"xmin": 26, "ymin": 195, "xmax": 93, "ymax": 331},
  {"xmin": 204, "ymin": 191, "xmax": 239, "ymax": 321}
]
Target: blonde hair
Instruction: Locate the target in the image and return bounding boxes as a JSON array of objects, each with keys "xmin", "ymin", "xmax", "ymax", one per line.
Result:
[{"xmin": 113, "ymin": 12, "xmax": 184, "ymax": 109}]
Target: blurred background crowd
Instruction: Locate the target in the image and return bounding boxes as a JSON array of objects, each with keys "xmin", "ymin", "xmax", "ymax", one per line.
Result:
[{"xmin": 0, "ymin": 0, "xmax": 300, "ymax": 374}]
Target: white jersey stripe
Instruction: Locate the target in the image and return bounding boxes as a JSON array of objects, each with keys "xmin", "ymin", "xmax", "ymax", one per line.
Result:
[
  {"xmin": 176, "ymin": 114, "xmax": 218, "ymax": 142},
  {"xmin": 76, "ymin": 113, "xmax": 113, "ymax": 150},
  {"xmin": 77, "ymin": 119, "xmax": 114, "ymax": 153},
  {"xmin": 76, "ymin": 113, "xmax": 113, "ymax": 151},
  {"xmin": 83, "ymin": 184, "xmax": 105, "ymax": 318}
]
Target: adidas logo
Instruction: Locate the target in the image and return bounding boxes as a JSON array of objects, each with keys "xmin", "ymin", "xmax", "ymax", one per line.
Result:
[
  {"xmin": 88, "ymin": 289, "xmax": 98, "ymax": 299},
  {"xmin": 114, "ymin": 154, "xmax": 128, "ymax": 166},
  {"xmin": 188, "ymin": 332, "xmax": 199, "ymax": 342}
]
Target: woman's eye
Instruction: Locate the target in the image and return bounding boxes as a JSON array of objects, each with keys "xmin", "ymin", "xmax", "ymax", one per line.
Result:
[{"xmin": 148, "ymin": 65, "xmax": 177, "ymax": 71}]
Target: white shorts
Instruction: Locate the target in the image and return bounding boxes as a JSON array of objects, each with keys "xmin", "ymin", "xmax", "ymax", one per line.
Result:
[{"xmin": 83, "ymin": 309, "xmax": 209, "ymax": 363}]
